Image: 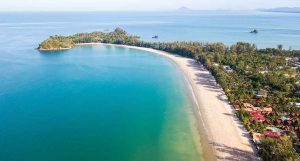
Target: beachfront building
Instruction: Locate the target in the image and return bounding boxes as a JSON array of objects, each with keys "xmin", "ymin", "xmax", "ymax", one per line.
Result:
[
  {"xmin": 290, "ymin": 102, "xmax": 300, "ymax": 108},
  {"xmin": 296, "ymin": 103, "xmax": 300, "ymax": 108},
  {"xmin": 264, "ymin": 131, "xmax": 281, "ymax": 139},
  {"xmin": 262, "ymin": 107, "xmax": 272, "ymax": 113},
  {"xmin": 243, "ymin": 103, "xmax": 255, "ymax": 111},
  {"xmin": 250, "ymin": 111, "xmax": 266, "ymax": 122}
]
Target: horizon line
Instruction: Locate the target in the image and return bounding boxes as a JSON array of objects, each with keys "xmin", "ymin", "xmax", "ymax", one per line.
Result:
[{"xmin": 1, "ymin": 6, "xmax": 300, "ymax": 13}]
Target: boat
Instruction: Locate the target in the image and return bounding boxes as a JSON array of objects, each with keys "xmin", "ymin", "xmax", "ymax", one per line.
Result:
[{"xmin": 250, "ymin": 29, "xmax": 258, "ymax": 34}]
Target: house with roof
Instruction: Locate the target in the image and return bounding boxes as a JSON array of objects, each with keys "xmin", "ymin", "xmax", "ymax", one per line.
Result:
[
  {"xmin": 274, "ymin": 119, "xmax": 283, "ymax": 125},
  {"xmin": 285, "ymin": 57, "xmax": 294, "ymax": 61},
  {"xmin": 262, "ymin": 107, "xmax": 272, "ymax": 113},
  {"xmin": 284, "ymin": 120, "xmax": 293, "ymax": 126},
  {"xmin": 266, "ymin": 126, "xmax": 281, "ymax": 133},
  {"xmin": 252, "ymin": 106, "xmax": 261, "ymax": 111},
  {"xmin": 290, "ymin": 102, "xmax": 300, "ymax": 108},
  {"xmin": 250, "ymin": 111, "xmax": 266, "ymax": 122},
  {"xmin": 256, "ymin": 89, "xmax": 268, "ymax": 98},
  {"xmin": 264, "ymin": 131, "xmax": 281, "ymax": 139},
  {"xmin": 292, "ymin": 61, "xmax": 300, "ymax": 68},
  {"xmin": 243, "ymin": 103, "xmax": 254, "ymax": 110},
  {"xmin": 223, "ymin": 65, "xmax": 233, "ymax": 72}
]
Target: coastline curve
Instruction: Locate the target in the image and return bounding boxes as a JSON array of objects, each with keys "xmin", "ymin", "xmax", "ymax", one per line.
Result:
[{"xmin": 77, "ymin": 43, "xmax": 259, "ymax": 161}]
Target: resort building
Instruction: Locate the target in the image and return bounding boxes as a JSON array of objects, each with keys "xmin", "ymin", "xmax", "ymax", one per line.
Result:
[
  {"xmin": 250, "ymin": 111, "xmax": 266, "ymax": 122},
  {"xmin": 243, "ymin": 103, "xmax": 254, "ymax": 109},
  {"xmin": 264, "ymin": 131, "xmax": 281, "ymax": 139},
  {"xmin": 262, "ymin": 107, "xmax": 272, "ymax": 113},
  {"xmin": 290, "ymin": 102, "xmax": 300, "ymax": 108}
]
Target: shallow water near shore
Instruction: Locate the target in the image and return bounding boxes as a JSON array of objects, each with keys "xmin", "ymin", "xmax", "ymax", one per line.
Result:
[
  {"xmin": 0, "ymin": 45, "xmax": 203, "ymax": 161},
  {"xmin": 1, "ymin": 11, "xmax": 299, "ymax": 160}
]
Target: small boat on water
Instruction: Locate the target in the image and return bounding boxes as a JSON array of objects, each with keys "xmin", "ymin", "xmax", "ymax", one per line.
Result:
[
  {"xmin": 152, "ymin": 35, "xmax": 158, "ymax": 39},
  {"xmin": 250, "ymin": 29, "xmax": 258, "ymax": 34}
]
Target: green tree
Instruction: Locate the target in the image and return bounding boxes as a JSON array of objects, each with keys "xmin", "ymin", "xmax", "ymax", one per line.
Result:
[
  {"xmin": 278, "ymin": 44, "xmax": 283, "ymax": 51},
  {"xmin": 259, "ymin": 137, "xmax": 299, "ymax": 161}
]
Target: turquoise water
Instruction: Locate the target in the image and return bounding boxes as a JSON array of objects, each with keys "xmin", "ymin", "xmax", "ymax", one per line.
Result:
[
  {"xmin": 1, "ymin": 11, "xmax": 300, "ymax": 160},
  {"xmin": 0, "ymin": 45, "xmax": 202, "ymax": 160}
]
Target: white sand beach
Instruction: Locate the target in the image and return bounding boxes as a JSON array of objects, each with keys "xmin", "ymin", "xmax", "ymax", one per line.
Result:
[{"xmin": 78, "ymin": 43, "xmax": 259, "ymax": 161}]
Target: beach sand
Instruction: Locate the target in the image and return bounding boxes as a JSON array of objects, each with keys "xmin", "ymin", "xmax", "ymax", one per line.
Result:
[{"xmin": 78, "ymin": 43, "xmax": 259, "ymax": 161}]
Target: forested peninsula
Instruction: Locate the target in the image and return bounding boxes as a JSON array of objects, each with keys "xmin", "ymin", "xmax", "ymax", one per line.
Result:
[
  {"xmin": 39, "ymin": 28, "xmax": 300, "ymax": 161},
  {"xmin": 38, "ymin": 28, "xmax": 139, "ymax": 50}
]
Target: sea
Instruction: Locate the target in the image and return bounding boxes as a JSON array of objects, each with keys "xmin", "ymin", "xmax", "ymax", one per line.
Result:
[{"xmin": 0, "ymin": 11, "xmax": 299, "ymax": 161}]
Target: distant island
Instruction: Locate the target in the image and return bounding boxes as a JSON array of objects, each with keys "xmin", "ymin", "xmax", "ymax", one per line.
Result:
[
  {"xmin": 261, "ymin": 7, "xmax": 300, "ymax": 13},
  {"xmin": 177, "ymin": 6, "xmax": 193, "ymax": 12},
  {"xmin": 38, "ymin": 28, "xmax": 300, "ymax": 161}
]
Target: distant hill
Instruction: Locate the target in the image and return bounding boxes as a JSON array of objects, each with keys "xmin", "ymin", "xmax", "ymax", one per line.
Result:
[
  {"xmin": 176, "ymin": 7, "xmax": 193, "ymax": 12},
  {"xmin": 261, "ymin": 7, "xmax": 300, "ymax": 13}
]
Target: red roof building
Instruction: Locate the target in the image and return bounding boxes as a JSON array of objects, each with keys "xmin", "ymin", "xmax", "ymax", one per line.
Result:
[
  {"xmin": 284, "ymin": 120, "xmax": 293, "ymax": 126},
  {"xmin": 264, "ymin": 131, "xmax": 280, "ymax": 139},
  {"xmin": 274, "ymin": 119, "xmax": 283, "ymax": 125},
  {"xmin": 250, "ymin": 111, "xmax": 266, "ymax": 122},
  {"xmin": 290, "ymin": 112, "xmax": 297, "ymax": 117}
]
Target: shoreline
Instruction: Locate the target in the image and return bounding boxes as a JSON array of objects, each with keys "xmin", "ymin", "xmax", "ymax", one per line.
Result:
[
  {"xmin": 78, "ymin": 43, "xmax": 258, "ymax": 160},
  {"xmin": 38, "ymin": 47, "xmax": 72, "ymax": 51}
]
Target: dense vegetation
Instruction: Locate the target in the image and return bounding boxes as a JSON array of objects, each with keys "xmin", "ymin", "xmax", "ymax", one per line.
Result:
[
  {"xmin": 259, "ymin": 137, "xmax": 299, "ymax": 161},
  {"xmin": 38, "ymin": 36, "xmax": 74, "ymax": 50},
  {"xmin": 39, "ymin": 28, "xmax": 300, "ymax": 160},
  {"xmin": 38, "ymin": 28, "xmax": 139, "ymax": 50}
]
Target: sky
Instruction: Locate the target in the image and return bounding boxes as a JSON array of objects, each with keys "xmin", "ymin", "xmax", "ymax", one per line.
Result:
[{"xmin": 0, "ymin": 0, "xmax": 299, "ymax": 12}]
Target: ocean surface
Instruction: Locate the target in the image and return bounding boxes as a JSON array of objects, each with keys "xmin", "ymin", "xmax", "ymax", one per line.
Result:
[
  {"xmin": 1, "ymin": 11, "xmax": 300, "ymax": 49},
  {"xmin": 0, "ymin": 45, "xmax": 202, "ymax": 160},
  {"xmin": 0, "ymin": 11, "xmax": 300, "ymax": 161}
]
